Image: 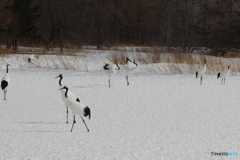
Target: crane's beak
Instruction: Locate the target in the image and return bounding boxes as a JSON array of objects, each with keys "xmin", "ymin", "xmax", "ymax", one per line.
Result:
[{"xmin": 55, "ymin": 75, "xmax": 60, "ymax": 79}]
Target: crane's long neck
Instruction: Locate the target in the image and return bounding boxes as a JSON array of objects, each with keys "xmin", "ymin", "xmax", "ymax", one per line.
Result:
[
  {"xmin": 133, "ymin": 61, "xmax": 138, "ymax": 67},
  {"xmin": 116, "ymin": 64, "xmax": 120, "ymax": 70},
  {"xmin": 64, "ymin": 88, "xmax": 68, "ymax": 98},
  {"xmin": 6, "ymin": 65, "xmax": 8, "ymax": 73},
  {"xmin": 59, "ymin": 76, "xmax": 63, "ymax": 86}
]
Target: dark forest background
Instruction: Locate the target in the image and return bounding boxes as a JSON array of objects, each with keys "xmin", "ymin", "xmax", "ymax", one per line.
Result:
[{"xmin": 0, "ymin": 0, "xmax": 240, "ymax": 52}]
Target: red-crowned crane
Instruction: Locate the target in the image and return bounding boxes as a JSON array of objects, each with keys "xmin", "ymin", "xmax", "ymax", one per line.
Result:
[
  {"xmin": 122, "ymin": 58, "xmax": 138, "ymax": 85},
  {"xmin": 28, "ymin": 54, "xmax": 34, "ymax": 63},
  {"xmin": 196, "ymin": 58, "xmax": 206, "ymax": 85},
  {"xmin": 217, "ymin": 65, "xmax": 230, "ymax": 85},
  {"xmin": 60, "ymin": 86, "xmax": 91, "ymax": 132},
  {"xmin": 1, "ymin": 63, "xmax": 10, "ymax": 100},
  {"xmin": 55, "ymin": 74, "xmax": 80, "ymax": 123},
  {"xmin": 103, "ymin": 58, "xmax": 120, "ymax": 88}
]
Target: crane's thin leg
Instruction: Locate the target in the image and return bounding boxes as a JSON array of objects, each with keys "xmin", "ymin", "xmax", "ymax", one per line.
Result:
[
  {"xmin": 66, "ymin": 106, "xmax": 68, "ymax": 124},
  {"xmin": 4, "ymin": 88, "xmax": 7, "ymax": 100},
  {"xmin": 224, "ymin": 78, "xmax": 226, "ymax": 85},
  {"xmin": 126, "ymin": 76, "xmax": 129, "ymax": 86},
  {"xmin": 71, "ymin": 115, "xmax": 76, "ymax": 132},
  {"xmin": 108, "ymin": 78, "xmax": 111, "ymax": 88},
  {"xmin": 81, "ymin": 116, "xmax": 89, "ymax": 132},
  {"xmin": 221, "ymin": 79, "xmax": 223, "ymax": 85},
  {"xmin": 200, "ymin": 77, "xmax": 203, "ymax": 85}
]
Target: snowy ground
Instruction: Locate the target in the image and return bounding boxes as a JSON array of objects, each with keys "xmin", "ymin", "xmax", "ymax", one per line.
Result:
[{"xmin": 0, "ymin": 55, "xmax": 240, "ymax": 159}]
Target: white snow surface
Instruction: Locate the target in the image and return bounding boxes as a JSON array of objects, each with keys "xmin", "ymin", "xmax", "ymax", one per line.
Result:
[{"xmin": 1, "ymin": 57, "xmax": 240, "ymax": 159}]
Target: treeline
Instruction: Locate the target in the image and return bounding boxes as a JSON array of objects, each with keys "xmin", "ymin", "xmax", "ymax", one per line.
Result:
[{"xmin": 0, "ymin": 0, "xmax": 240, "ymax": 51}]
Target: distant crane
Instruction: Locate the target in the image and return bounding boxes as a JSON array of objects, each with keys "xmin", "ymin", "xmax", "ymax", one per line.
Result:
[
  {"xmin": 103, "ymin": 58, "xmax": 120, "ymax": 88},
  {"xmin": 196, "ymin": 58, "xmax": 206, "ymax": 85},
  {"xmin": 60, "ymin": 86, "xmax": 91, "ymax": 132},
  {"xmin": 55, "ymin": 74, "xmax": 80, "ymax": 123},
  {"xmin": 28, "ymin": 54, "xmax": 34, "ymax": 63},
  {"xmin": 1, "ymin": 63, "xmax": 10, "ymax": 100},
  {"xmin": 122, "ymin": 58, "xmax": 138, "ymax": 85},
  {"xmin": 217, "ymin": 65, "xmax": 230, "ymax": 85}
]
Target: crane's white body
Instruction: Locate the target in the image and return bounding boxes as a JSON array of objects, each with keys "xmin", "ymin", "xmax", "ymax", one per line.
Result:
[
  {"xmin": 30, "ymin": 54, "xmax": 34, "ymax": 59},
  {"xmin": 196, "ymin": 58, "xmax": 207, "ymax": 85},
  {"xmin": 123, "ymin": 58, "xmax": 137, "ymax": 75},
  {"xmin": 122, "ymin": 58, "xmax": 138, "ymax": 85},
  {"xmin": 103, "ymin": 59, "xmax": 119, "ymax": 76},
  {"xmin": 217, "ymin": 65, "xmax": 230, "ymax": 85},
  {"xmin": 2, "ymin": 73, "xmax": 10, "ymax": 84},
  {"xmin": 103, "ymin": 58, "xmax": 120, "ymax": 88},
  {"xmin": 196, "ymin": 64, "xmax": 206, "ymax": 78},
  {"xmin": 64, "ymin": 98, "xmax": 86, "ymax": 117},
  {"xmin": 218, "ymin": 68, "xmax": 230, "ymax": 78}
]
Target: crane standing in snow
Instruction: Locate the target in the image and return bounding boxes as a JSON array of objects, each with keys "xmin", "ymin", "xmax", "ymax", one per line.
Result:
[
  {"xmin": 217, "ymin": 65, "xmax": 231, "ymax": 85},
  {"xmin": 1, "ymin": 63, "xmax": 10, "ymax": 100},
  {"xmin": 122, "ymin": 58, "xmax": 138, "ymax": 86},
  {"xmin": 28, "ymin": 54, "xmax": 34, "ymax": 63},
  {"xmin": 55, "ymin": 74, "xmax": 80, "ymax": 123},
  {"xmin": 103, "ymin": 58, "xmax": 120, "ymax": 88},
  {"xmin": 60, "ymin": 86, "xmax": 91, "ymax": 132},
  {"xmin": 196, "ymin": 58, "xmax": 207, "ymax": 85}
]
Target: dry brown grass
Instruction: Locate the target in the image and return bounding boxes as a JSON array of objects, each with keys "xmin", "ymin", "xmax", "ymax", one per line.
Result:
[
  {"xmin": 132, "ymin": 50, "xmax": 240, "ymax": 75},
  {"xmin": 228, "ymin": 60, "xmax": 240, "ymax": 76},
  {"xmin": 224, "ymin": 51, "xmax": 240, "ymax": 58},
  {"xmin": 104, "ymin": 48, "xmax": 222, "ymax": 74},
  {"xmin": 0, "ymin": 48, "xmax": 14, "ymax": 59},
  {"xmin": 27, "ymin": 55, "xmax": 88, "ymax": 71},
  {"xmin": 1, "ymin": 44, "xmax": 240, "ymax": 76},
  {"xmin": 107, "ymin": 51, "xmax": 127, "ymax": 65}
]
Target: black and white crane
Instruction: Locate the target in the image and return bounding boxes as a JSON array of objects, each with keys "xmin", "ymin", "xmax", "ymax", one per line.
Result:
[
  {"xmin": 103, "ymin": 58, "xmax": 120, "ymax": 88},
  {"xmin": 60, "ymin": 86, "xmax": 91, "ymax": 132},
  {"xmin": 217, "ymin": 65, "xmax": 230, "ymax": 85},
  {"xmin": 28, "ymin": 54, "xmax": 34, "ymax": 63},
  {"xmin": 122, "ymin": 58, "xmax": 138, "ymax": 85},
  {"xmin": 196, "ymin": 58, "xmax": 207, "ymax": 85},
  {"xmin": 55, "ymin": 74, "xmax": 80, "ymax": 123},
  {"xmin": 1, "ymin": 63, "xmax": 10, "ymax": 100}
]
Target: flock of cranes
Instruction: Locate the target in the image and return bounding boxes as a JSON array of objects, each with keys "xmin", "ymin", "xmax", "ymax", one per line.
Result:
[
  {"xmin": 55, "ymin": 74, "xmax": 90, "ymax": 132},
  {"xmin": 1, "ymin": 57, "xmax": 231, "ymax": 132},
  {"xmin": 195, "ymin": 58, "xmax": 231, "ymax": 85},
  {"xmin": 55, "ymin": 74, "xmax": 80, "ymax": 124},
  {"xmin": 103, "ymin": 58, "xmax": 138, "ymax": 87}
]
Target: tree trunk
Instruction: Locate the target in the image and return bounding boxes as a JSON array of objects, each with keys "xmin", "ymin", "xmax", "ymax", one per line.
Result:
[{"xmin": 115, "ymin": 0, "xmax": 119, "ymax": 44}]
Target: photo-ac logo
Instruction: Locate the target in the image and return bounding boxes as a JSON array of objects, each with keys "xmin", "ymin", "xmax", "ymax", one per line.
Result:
[{"xmin": 211, "ymin": 152, "xmax": 238, "ymax": 156}]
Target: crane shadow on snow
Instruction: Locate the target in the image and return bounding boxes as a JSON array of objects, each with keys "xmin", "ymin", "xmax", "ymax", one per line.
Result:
[
  {"xmin": 16, "ymin": 122, "xmax": 60, "ymax": 124},
  {"xmin": 73, "ymin": 84, "xmax": 106, "ymax": 88},
  {"xmin": 1, "ymin": 122, "xmax": 71, "ymax": 132},
  {"xmin": 1, "ymin": 130, "xmax": 67, "ymax": 133}
]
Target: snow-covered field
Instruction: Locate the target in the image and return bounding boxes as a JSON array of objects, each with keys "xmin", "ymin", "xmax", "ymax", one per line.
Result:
[{"xmin": 0, "ymin": 53, "xmax": 240, "ymax": 159}]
